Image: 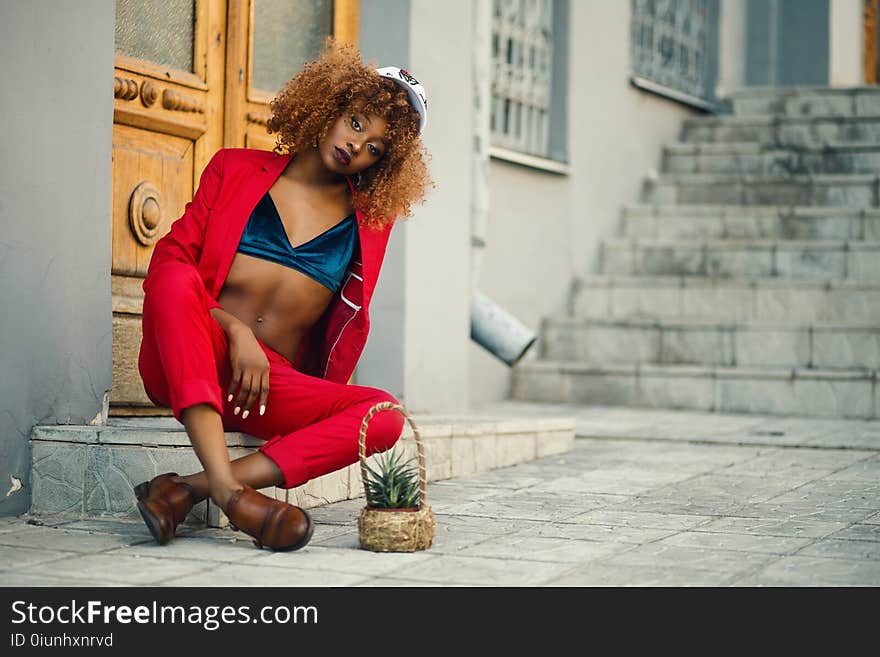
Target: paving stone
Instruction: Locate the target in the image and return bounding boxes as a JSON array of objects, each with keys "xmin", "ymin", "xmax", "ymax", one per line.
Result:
[
  {"xmin": 656, "ymin": 530, "xmax": 813, "ymax": 555},
  {"xmin": 569, "ymin": 509, "xmax": 715, "ymax": 531},
  {"xmin": 352, "ymin": 575, "xmax": 464, "ymax": 587},
  {"xmin": 822, "ymin": 455, "xmax": 880, "ymax": 482},
  {"xmin": 733, "ymin": 502, "xmax": 878, "ymax": 524},
  {"xmin": 522, "ymin": 521, "xmax": 675, "ymax": 544},
  {"xmin": 450, "ymin": 498, "xmax": 593, "ymax": 523},
  {"xmin": 528, "ymin": 469, "xmax": 694, "ymax": 496},
  {"xmin": 794, "ymin": 538, "xmax": 880, "ymax": 560},
  {"xmin": 456, "ymin": 534, "xmax": 634, "ymax": 563},
  {"xmin": 421, "ymin": 485, "xmax": 508, "ymax": 513},
  {"xmin": 597, "ymin": 542, "xmax": 775, "ymax": 575},
  {"xmin": 0, "ymin": 544, "xmax": 77, "ymax": 572},
  {"xmin": 0, "ymin": 524, "xmax": 152, "ymax": 553},
  {"xmin": 695, "ymin": 516, "xmax": 847, "ymax": 539},
  {"xmin": 546, "ymin": 562, "xmax": 738, "ymax": 586},
  {"xmin": 831, "ymin": 522, "xmax": 880, "ymax": 541},
  {"xmin": 765, "ymin": 479, "xmax": 880, "ymax": 509},
  {"xmin": 305, "ymin": 523, "xmax": 360, "ymax": 545},
  {"xmin": 105, "ymin": 535, "xmax": 271, "ymax": 563},
  {"xmin": 0, "ymin": 571, "xmax": 109, "ymax": 587},
  {"xmin": 165, "ymin": 563, "xmax": 367, "ymax": 587},
  {"xmin": 733, "ymin": 555, "xmax": 880, "ymax": 586},
  {"xmin": 16, "ymin": 552, "xmax": 217, "ymax": 586},
  {"xmin": 429, "ymin": 513, "xmax": 545, "ymax": 536},
  {"xmin": 385, "ymin": 554, "xmax": 574, "ymax": 586},
  {"xmin": 248, "ymin": 545, "xmax": 435, "ymax": 577}
]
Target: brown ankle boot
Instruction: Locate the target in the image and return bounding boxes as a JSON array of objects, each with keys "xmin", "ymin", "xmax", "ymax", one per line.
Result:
[
  {"xmin": 225, "ymin": 485, "xmax": 313, "ymax": 551},
  {"xmin": 134, "ymin": 473, "xmax": 197, "ymax": 545}
]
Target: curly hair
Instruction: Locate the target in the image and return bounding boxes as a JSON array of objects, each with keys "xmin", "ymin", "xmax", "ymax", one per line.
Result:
[{"xmin": 267, "ymin": 37, "xmax": 435, "ymax": 229}]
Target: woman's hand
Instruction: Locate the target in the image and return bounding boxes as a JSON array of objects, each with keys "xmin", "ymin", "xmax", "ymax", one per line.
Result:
[{"xmin": 226, "ymin": 323, "xmax": 270, "ymax": 419}]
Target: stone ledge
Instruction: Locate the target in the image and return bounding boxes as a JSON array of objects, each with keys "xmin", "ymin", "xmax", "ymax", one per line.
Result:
[{"xmin": 30, "ymin": 414, "xmax": 575, "ymax": 526}]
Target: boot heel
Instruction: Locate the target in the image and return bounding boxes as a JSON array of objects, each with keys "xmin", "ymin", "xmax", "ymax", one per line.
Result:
[{"xmin": 133, "ymin": 482, "xmax": 149, "ymax": 500}]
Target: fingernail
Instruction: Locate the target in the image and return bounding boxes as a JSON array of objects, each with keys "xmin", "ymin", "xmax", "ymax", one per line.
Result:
[
  {"xmin": 259, "ymin": 404, "xmax": 266, "ymax": 416},
  {"xmin": 242, "ymin": 410, "xmax": 249, "ymax": 419},
  {"xmin": 227, "ymin": 394, "xmax": 233, "ymax": 402},
  {"xmin": 234, "ymin": 406, "xmax": 240, "ymax": 415}
]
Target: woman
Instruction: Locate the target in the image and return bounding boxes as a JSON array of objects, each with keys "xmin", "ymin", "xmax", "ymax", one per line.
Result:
[{"xmin": 134, "ymin": 38, "xmax": 433, "ymax": 552}]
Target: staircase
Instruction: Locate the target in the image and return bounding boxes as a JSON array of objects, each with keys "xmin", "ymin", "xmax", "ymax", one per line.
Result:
[{"xmin": 513, "ymin": 86, "xmax": 880, "ymax": 420}]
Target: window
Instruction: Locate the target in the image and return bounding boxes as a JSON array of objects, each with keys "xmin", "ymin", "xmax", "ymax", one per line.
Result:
[
  {"xmin": 491, "ymin": 0, "xmax": 568, "ymax": 169},
  {"xmin": 630, "ymin": 0, "xmax": 718, "ymax": 109}
]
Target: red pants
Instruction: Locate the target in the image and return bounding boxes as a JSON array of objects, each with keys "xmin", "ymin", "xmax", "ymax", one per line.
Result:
[{"xmin": 137, "ymin": 262, "xmax": 404, "ymax": 489}]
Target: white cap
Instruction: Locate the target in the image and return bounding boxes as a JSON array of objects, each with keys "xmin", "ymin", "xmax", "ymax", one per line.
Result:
[{"xmin": 375, "ymin": 66, "xmax": 428, "ymax": 133}]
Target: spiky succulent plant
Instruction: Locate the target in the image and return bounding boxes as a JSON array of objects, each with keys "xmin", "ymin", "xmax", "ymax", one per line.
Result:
[{"xmin": 364, "ymin": 447, "xmax": 421, "ymax": 509}]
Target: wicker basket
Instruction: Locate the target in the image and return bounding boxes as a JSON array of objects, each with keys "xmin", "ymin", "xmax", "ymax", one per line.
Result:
[{"xmin": 357, "ymin": 401, "xmax": 435, "ymax": 552}]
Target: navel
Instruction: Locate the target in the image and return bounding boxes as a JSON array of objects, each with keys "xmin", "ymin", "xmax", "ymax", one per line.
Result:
[{"xmin": 256, "ymin": 316, "xmax": 264, "ymax": 323}]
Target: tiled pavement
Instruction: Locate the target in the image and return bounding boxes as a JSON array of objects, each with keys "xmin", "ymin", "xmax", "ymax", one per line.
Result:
[{"xmin": 1, "ymin": 404, "xmax": 879, "ymax": 587}]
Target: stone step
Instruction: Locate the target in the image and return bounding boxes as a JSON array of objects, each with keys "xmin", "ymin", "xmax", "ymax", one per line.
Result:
[
  {"xmin": 29, "ymin": 413, "xmax": 575, "ymax": 524},
  {"xmin": 682, "ymin": 114, "xmax": 880, "ymax": 145},
  {"xmin": 643, "ymin": 173, "xmax": 878, "ymax": 207},
  {"xmin": 728, "ymin": 86, "xmax": 880, "ymax": 118},
  {"xmin": 572, "ymin": 274, "xmax": 880, "ymax": 323},
  {"xmin": 622, "ymin": 205, "xmax": 880, "ymax": 241},
  {"xmin": 600, "ymin": 237, "xmax": 880, "ymax": 281},
  {"xmin": 541, "ymin": 316, "xmax": 880, "ymax": 370},
  {"xmin": 663, "ymin": 141, "xmax": 880, "ymax": 175},
  {"xmin": 511, "ymin": 360, "xmax": 879, "ymax": 419}
]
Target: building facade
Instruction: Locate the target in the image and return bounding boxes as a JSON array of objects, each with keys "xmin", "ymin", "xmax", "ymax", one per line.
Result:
[{"xmin": 0, "ymin": 0, "xmax": 872, "ymax": 515}]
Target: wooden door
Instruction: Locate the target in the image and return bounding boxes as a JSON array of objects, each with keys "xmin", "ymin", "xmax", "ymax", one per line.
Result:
[
  {"xmin": 110, "ymin": 0, "xmax": 358, "ymax": 415},
  {"xmin": 866, "ymin": 0, "xmax": 878, "ymax": 84},
  {"xmin": 223, "ymin": 0, "xmax": 358, "ymax": 149}
]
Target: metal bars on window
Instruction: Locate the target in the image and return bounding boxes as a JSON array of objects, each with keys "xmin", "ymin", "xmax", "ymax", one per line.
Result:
[
  {"xmin": 491, "ymin": 0, "xmax": 554, "ymax": 157},
  {"xmin": 631, "ymin": 0, "xmax": 710, "ymax": 101}
]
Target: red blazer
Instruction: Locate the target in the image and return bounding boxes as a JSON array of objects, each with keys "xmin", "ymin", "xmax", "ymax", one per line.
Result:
[{"xmin": 144, "ymin": 147, "xmax": 394, "ymax": 383}]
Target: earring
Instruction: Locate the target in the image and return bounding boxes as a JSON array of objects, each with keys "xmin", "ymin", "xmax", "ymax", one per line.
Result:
[{"xmin": 355, "ymin": 172, "xmax": 362, "ymax": 189}]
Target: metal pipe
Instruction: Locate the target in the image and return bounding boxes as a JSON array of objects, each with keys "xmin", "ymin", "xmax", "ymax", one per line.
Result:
[{"xmin": 470, "ymin": 290, "xmax": 537, "ymax": 367}]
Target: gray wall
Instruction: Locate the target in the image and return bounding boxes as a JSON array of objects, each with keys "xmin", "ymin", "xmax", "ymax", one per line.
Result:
[
  {"xmin": 357, "ymin": 0, "xmax": 473, "ymax": 414},
  {"xmin": 356, "ymin": 0, "xmax": 411, "ymax": 401},
  {"xmin": 0, "ymin": 1, "xmax": 115, "ymax": 515}
]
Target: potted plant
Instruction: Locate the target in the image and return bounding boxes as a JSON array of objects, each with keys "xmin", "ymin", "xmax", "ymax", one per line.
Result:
[{"xmin": 357, "ymin": 402, "xmax": 435, "ymax": 552}]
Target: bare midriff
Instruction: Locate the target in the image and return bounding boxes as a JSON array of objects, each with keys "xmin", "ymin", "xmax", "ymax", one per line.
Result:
[{"xmin": 216, "ymin": 176, "xmax": 355, "ymax": 364}]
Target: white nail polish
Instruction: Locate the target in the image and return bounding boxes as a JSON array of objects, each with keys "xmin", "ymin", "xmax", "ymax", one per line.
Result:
[
  {"xmin": 260, "ymin": 404, "xmax": 266, "ymax": 416},
  {"xmin": 227, "ymin": 394, "xmax": 233, "ymax": 402},
  {"xmin": 234, "ymin": 406, "xmax": 240, "ymax": 415},
  {"xmin": 242, "ymin": 410, "xmax": 249, "ymax": 419}
]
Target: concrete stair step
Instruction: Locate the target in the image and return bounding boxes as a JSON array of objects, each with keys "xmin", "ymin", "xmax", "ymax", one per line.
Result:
[
  {"xmin": 29, "ymin": 414, "xmax": 575, "ymax": 524},
  {"xmin": 600, "ymin": 237, "xmax": 880, "ymax": 281},
  {"xmin": 573, "ymin": 274, "xmax": 880, "ymax": 322},
  {"xmin": 511, "ymin": 360, "xmax": 879, "ymax": 419},
  {"xmin": 644, "ymin": 173, "xmax": 878, "ymax": 206},
  {"xmin": 682, "ymin": 114, "xmax": 880, "ymax": 145},
  {"xmin": 541, "ymin": 316, "xmax": 880, "ymax": 370},
  {"xmin": 622, "ymin": 205, "xmax": 880, "ymax": 241},
  {"xmin": 728, "ymin": 86, "xmax": 880, "ymax": 118},
  {"xmin": 663, "ymin": 141, "xmax": 880, "ymax": 175}
]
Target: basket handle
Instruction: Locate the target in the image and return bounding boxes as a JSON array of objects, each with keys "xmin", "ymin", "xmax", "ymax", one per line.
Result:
[{"xmin": 358, "ymin": 401, "xmax": 428, "ymax": 510}]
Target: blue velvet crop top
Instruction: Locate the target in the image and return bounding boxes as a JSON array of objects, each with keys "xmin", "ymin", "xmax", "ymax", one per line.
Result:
[{"xmin": 236, "ymin": 191, "xmax": 358, "ymax": 292}]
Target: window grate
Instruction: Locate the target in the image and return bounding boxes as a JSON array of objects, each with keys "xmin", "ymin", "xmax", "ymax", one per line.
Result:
[
  {"xmin": 631, "ymin": 0, "xmax": 710, "ymax": 101},
  {"xmin": 491, "ymin": 0, "xmax": 554, "ymax": 157}
]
